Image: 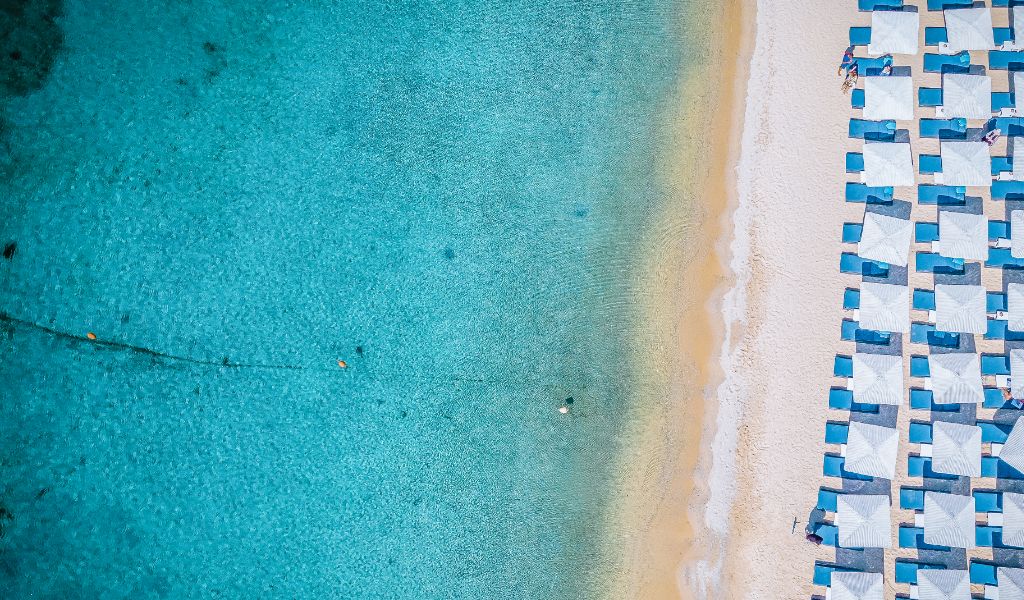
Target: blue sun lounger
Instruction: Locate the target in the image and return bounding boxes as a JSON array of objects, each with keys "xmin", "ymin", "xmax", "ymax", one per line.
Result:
[
  {"xmin": 989, "ymin": 292, "xmax": 1008, "ymax": 313},
  {"xmin": 913, "ymin": 289, "xmax": 936, "ymax": 310},
  {"xmin": 830, "ymin": 388, "xmax": 881, "ymax": 413},
  {"xmin": 985, "ymin": 319, "xmax": 1024, "ymax": 341},
  {"xmin": 993, "ymin": 0, "xmax": 1024, "ymax": 6},
  {"xmin": 860, "ymin": 0, "xmax": 902, "ymax": 9},
  {"xmin": 900, "ymin": 487, "xmax": 926, "ymax": 510},
  {"xmin": 915, "ymin": 222, "xmax": 940, "ymax": 243},
  {"xmin": 896, "ymin": 561, "xmax": 944, "ymax": 585},
  {"xmin": 911, "ymin": 323, "xmax": 961, "ymax": 347},
  {"xmin": 994, "ymin": 92, "xmax": 1015, "ymax": 112},
  {"xmin": 921, "ymin": 118, "xmax": 968, "ymax": 139},
  {"xmin": 994, "ymin": 117, "xmax": 1024, "ymax": 137},
  {"xmin": 911, "ymin": 355, "xmax": 930, "ymax": 377},
  {"xmin": 842, "ymin": 253, "xmax": 890, "ymax": 276},
  {"xmin": 975, "ymin": 491, "xmax": 1002, "ymax": 512},
  {"xmin": 824, "ymin": 454, "xmax": 874, "ymax": 480},
  {"xmin": 909, "ymin": 422, "xmax": 933, "ymax": 444},
  {"xmin": 846, "ymin": 152, "xmax": 865, "ymax": 172},
  {"xmin": 920, "ymin": 154, "xmax": 942, "ymax": 174},
  {"xmin": 842, "ymin": 224, "xmax": 863, "ymax": 244},
  {"xmin": 843, "ymin": 288, "xmax": 861, "ymax": 309},
  {"xmin": 826, "ymin": 422, "xmax": 849, "ymax": 444},
  {"xmin": 981, "ymin": 422, "xmax": 1012, "ymax": 443},
  {"xmin": 976, "ymin": 526, "xmax": 1004, "ymax": 548},
  {"xmin": 817, "ymin": 489, "xmax": 840, "ymax": 513},
  {"xmin": 991, "ymin": 50, "xmax": 1024, "ymax": 71},
  {"xmin": 994, "ymin": 156, "xmax": 1013, "ymax": 175},
  {"xmin": 985, "ymin": 387, "xmax": 1018, "ymax": 409},
  {"xmin": 927, "ymin": 0, "xmax": 973, "ymax": 8},
  {"xmin": 991, "ymin": 220, "xmax": 1010, "ymax": 241},
  {"xmin": 925, "ymin": 27, "xmax": 947, "ymax": 46},
  {"xmin": 813, "ymin": 563, "xmax": 863, "ymax": 587},
  {"xmin": 925, "ymin": 52, "xmax": 971, "ymax": 73},
  {"xmin": 910, "ymin": 388, "xmax": 960, "ymax": 411},
  {"xmin": 982, "ymin": 456, "xmax": 1024, "ymax": 478},
  {"xmin": 908, "ymin": 455, "xmax": 960, "ymax": 480},
  {"xmin": 846, "ymin": 182, "xmax": 894, "ymax": 203},
  {"xmin": 993, "ymin": 181, "xmax": 1024, "ymax": 200},
  {"xmin": 842, "ymin": 320, "xmax": 892, "ymax": 345},
  {"xmin": 916, "ymin": 252, "xmax": 965, "ymax": 274},
  {"xmin": 971, "ymin": 562, "xmax": 998, "ymax": 586},
  {"xmin": 850, "ymin": 119, "xmax": 897, "ymax": 140},
  {"xmin": 998, "ymin": 28, "xmax": 1015, "ymax": 45},
  {"xmin": 918, "ymin": 184, "xmax": 965, "ymax": 205},
  {"xmin": 899, "ymin": 526, "xmax": 949, "ymax": 549},
  {"xmin": 853, "ymin": 56, "xmax": 893, "ymax": 76},
  {"xmin": 851, "ymin": 88, "xmax": 865, "ymax": 110},
  {"xmin": 814, "ymin": 523, "xmax": 839, "ymax": 547},
  {"xmin": 919, "ymin": 87, "xmax": 943, "ymax": 107},
  {"xmin": 988, "ymin": 248, "xmax": 1024, "ymax": 268},
  {"xmin": 835, "ymin": 355, "xmax": 854, "ymax": 377},
  {"xmin": 983, "ymin": 354, "xmax": 1011, "ymax": 375},
  {"xmin": 849, "ymin": 27, "xmax": 872, "ymax": 47}
]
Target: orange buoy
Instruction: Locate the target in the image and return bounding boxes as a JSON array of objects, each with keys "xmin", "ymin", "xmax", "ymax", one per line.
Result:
[
  {"xmin": 337, "ymin": 359, "xmax": 347, "ymax": 368},
  {"xmin": 86, "ymin": 332, "xmax": 97, "ymax": 340}
]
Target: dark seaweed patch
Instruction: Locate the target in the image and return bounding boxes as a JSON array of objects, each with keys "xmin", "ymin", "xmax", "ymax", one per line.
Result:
[
  {"xmin": 2, "ymin": 241, "xmax": 15, "ymax": 259},
  {"xmin": 0, "ymin": 0, "xmax": 65, "ymax": 97}
]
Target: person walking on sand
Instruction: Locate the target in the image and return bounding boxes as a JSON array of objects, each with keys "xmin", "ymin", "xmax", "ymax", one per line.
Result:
[
  {"xmin": 841, "ymin": 63, "xmax": 859, "ymax": 94},
  {"xmin": 838, "ymin": 46, "xmax": 855, "ymax": 76}
]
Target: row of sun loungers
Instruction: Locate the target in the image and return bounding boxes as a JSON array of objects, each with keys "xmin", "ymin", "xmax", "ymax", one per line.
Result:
[{"xmin": 813, "ymin": 2, "xmax": 1024, "ymax": 598}]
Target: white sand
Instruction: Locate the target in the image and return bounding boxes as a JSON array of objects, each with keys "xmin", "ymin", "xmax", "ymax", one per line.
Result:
[{"xmin": 681, "ymin": 0, "xmax": 863, "ymax": 596}]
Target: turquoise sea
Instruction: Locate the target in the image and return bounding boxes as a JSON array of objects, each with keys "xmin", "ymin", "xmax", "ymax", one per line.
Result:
[{"xmin": 0, "ymin": 1, "xmax": 702, "ymax": 597}]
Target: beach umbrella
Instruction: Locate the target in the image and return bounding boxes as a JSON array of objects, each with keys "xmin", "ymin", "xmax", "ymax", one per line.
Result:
[
  {"xmin": 1011, "ymin": 139, "xmax": 1024, "ymax": 182},
  {"xmin": 869, "ymin": 10, "xmax": 920, "ymax": 56},
  {"xmin": 917, "ymin": 570, "xmax": 970, "ymax": 600},
  {"xmin": 928, "ymin": 353, "xmax": 983, "ymax": 404},
  {"xmin": 1003, "ymin": 492, "xmax": 1024, "ymax": 548},
  {"xmin": 864, "ymin": 76, "xmax": 914, "ymax": 121},
  {"xmin": 940, "ymin": 142, "xmax": 991, "ymax": 187},
  {"xmin": 1012, "ymin": 350, "xmax": 1024, "ymax": 399},
  {"xmin": 999, "ymin": 567, "xmax": 1024, "ymax": 600},
  {"xmin": 845, "ymin": 421, "xmax": 899, "ymax": 479},
  {"xmin": 863, "ymin": 142, "xmax": 915, "ymax": 187},
  {"xmin": 859, "ymin": 212, "xmax": 912, "ymax": 266},
  {"xmin": 1015, "ymin": 6, "xmax": 1024, "ymax": 47},
  {"xmin": 852, "ymin": 353, "xmax": 903, "ymax": 405},
  {"xmin": 934, "ymin": 284, "xmax": 986, "ymax": 333},
  {"xmin": 1000, "ymin": 418, "xmax": 1024, "ymax": 475},
  {"xmin": 859, "ymin": 282, "xmax": 909, "ymax": 333},
  {"xmin": 837, "ymin": 494, "xmax": 891, "ymax": 548},
  {"xmin": 931, "ymin": 421, "xmax": 981, "ymax": 477},
  {"xmin": 938, "ymin": 210, "xmax": 988, "ymax": 260},
  {"xmin": 924, "ymin": 491, "xmax": 976, "ymax": 548},
  {"xmin": 941, "ymin": 74, "xmax": 992, "ymax": 119},
  {"xmin": 831, "ymin": 571, "xmax": 883, "ymax": 600},
  {"xmin": 1015, "ymin": 72, "xmax": 1024, "ymax": 114},
  {"xmin": 1009, "ymin": 283, "xmax": 1024, "ymax": 331},
  {"xmin": 944, "ymin": 7, "xmax": 996, "ymax": 52},
  {"xmin": 1013, "ymin": 211, "xmax": 1024, "ymax": 259}
]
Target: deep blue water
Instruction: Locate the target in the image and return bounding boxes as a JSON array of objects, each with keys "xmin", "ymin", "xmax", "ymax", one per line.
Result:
[{"xmin": 0, "ymin": 1, "xmax": 693, "ymax": 597}]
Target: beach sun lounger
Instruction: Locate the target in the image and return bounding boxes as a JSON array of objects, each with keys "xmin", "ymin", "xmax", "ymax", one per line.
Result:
[
  {"xmin": 920, "ymin": 118, "xmax": 968, "ymax": 139},
  {"xmin": 909, "ymin": 422, "xmax": 933, "ymax": 444},
  {"xmin": 994, "ymin": 156, "xmax": 1013, "ymax": 175},
  {"xmin": 915, "ymin": 223, "xmax": 941, "ymax": 243},
  {"xmin": 853, "ymin": 56, "xmax": 894, "ymax": 76},
  {"xmin": 974, "ymin": 490, "xmax": 1002, "ymax": 512},
  {"xmin": 919, "ymin": 87, "xmax": 943, "ymax": 108},
  {"xmin": 829, "ymin": 387, "xmax": 880, "ymax": 412},
  {"xmin": 860, "ymin": 0, "xmax": 902, "ymax": 10},
  {"xmin": 970, "ymin": 562, "xmax": 997, "ymax": 586},
  {"xmin": 991, "ymin": 220, "xmax": 1010, "ymax": 241},
  {"xmin": 926, "ymin": 0, "xmax": 973, "ymax": 9},
  {"xmin": 835, "ymin": 355, "xmax": 854, "ymax": 377},
  {"xmin": 910, "ymin": 323, "xmax": 960, "ymax": 347},
  {"xmin": 909, "ymin": 388, "xmax": 960, "ymax": 411},
  {"xmin": 918, "ymin": 184, "xmax": 965, "ymax": 205},
  {"xmin": 895, "ymin": 560, "xmax": 943, "ymax": 585},
  {"xmin": 993, "ymin": 180, "xmax": 1024, "ymax": 200},
  {"xmin": 911, "ymin": 355, "xmax": 930, "ymax": 377},
  {"xmin": 846, "ymin": 152, "xmax": 865, "ymax": 172},
  {"xmin": 842, "ymin": 224, "xmax": 863, "ymax": 244},
  {"xmin": 988, "ymin": 247, "xmax": 1024, "ymax": 267},
  {"xmin": 846, "ymin": 182, "xmax": 894, "ymax": 204},
  {"xmin": 915, "ymin": 252, "xmax": 965, "ymax": 274},
  {"xmin": 817, "ymin": 489, "xmax": 840, "ymax": 513},
  {"xmin": 841, "ymin": 253, "xmax": 891, "ymax": 276},
  {"xmin": 994, "ymin": 117, "xmax": 1024, "ymax": 136},
  {"xmin": 984, "ymin": 387, "xmax": 1015, "ymax": 409},
  {"xmin": 982, "ymin": 456, "xmax": 1024, "ymax": 478},
  {"xmin": 849, "ymin": 118, "xmax": 897, "ymax": 141},
  {"xmin": 825, "ymin": 422, "xmax": 849, "ymax": 444},
  {"xmin": 975, "ymin": 525, "xmax": 1003, "ymax": 548},
  {"xmin": 994, "ymin": 92, "xmax": 1015, "ymax": 113},
  {"xmin": 925, "ymin": 27, "xmax": 947, "ymax": 46},
  {"xmin": 988, "ymin": 292, "xmax": 1007, "ymax": 313},
  {"xmin": 851, "ymin": 88, "xmax": 865, "ymax": 110},
  {"xmin": 913, "ymin": 289, "xmax": 936, "ymax": 310},
  {"xmin": 900, "ymin": 487, "xmax": 925, "ymax": 510},
  {"xmin": 919, "ymin": 154, "xmax": 942, "ymax": 174},
  {"xmin": 908, "ymin": 455, "xmax": 960, "ymax": 479},
  {"xmin": 991, "ymin": 50, "xmax": 1024, "ymax": 71},
  {"xmin": 841, "ymin": 320, "xmax": 892, "ymax": 345},
  {"xmin": 813, "ymin": 523, "xmax": 838, "ymax": 547},
  {"xmin": 924, "ymin": 52, "xmax": 971, "ymax": 74},
  {"xmin": 981, "ymin": 422, "xmax": 1012, "ymax": 443},
  {"xmin": 898, "ymin": 526, "xmax": 948, "ymax": 549},
  {"xmin": 823, "ymin": 454, "xmax": 874, "ymax": 480},
  {"xmin": 982, "ymin": 354, "xmax": 1011, "ymax": 375}
]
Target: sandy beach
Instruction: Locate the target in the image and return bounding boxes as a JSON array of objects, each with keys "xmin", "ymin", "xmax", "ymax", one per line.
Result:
[{"xmin": 685, "ymin": 0, "xmax": 863, "ymax": 597}]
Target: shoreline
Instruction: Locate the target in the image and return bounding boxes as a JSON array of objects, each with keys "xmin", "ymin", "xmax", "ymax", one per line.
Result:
[{"xmin": 600, "ymin": 0, "xmax": 757, "ymax": 596}]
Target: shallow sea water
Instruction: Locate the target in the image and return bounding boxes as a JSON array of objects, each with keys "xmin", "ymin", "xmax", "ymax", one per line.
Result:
[{"xmin": 0, "ymin": 1, "xmax": 697, "ymax": 597}]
